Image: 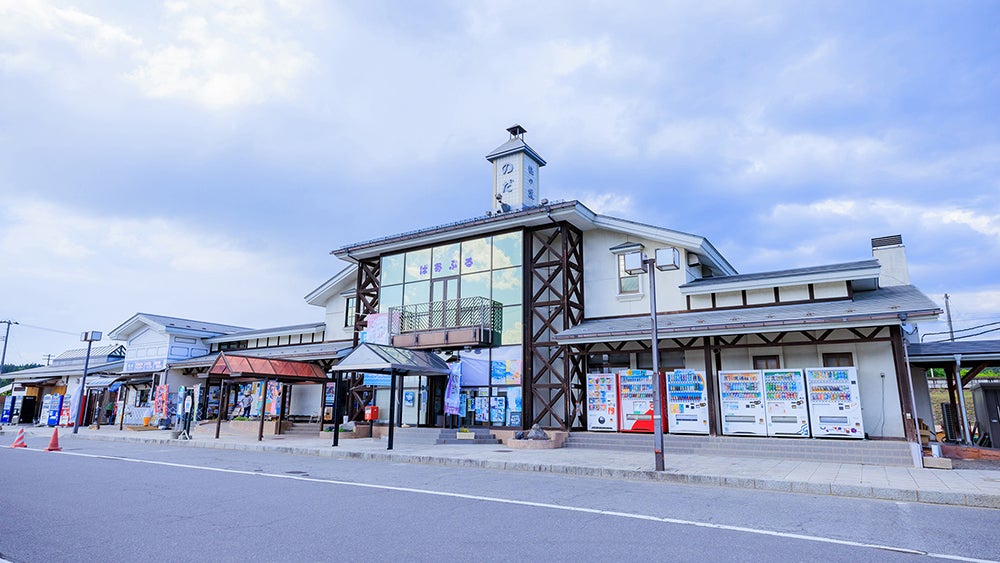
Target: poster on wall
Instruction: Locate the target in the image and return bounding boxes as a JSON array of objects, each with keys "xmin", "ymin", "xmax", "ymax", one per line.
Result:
[
  {"xmin": 404, "ymin": 391, "xmax": 415, "ymax": 407},
  {"xmin": 475, "ymin": 397, "xmax": 489, "ymax": 422},
  {"xmin": 490, "ymin": 397, "xmax": 506, "ymax": 424},
  {"xmin": 489, "ymin": 346, "xmax": 522, "ymax": 385},
  {"xmin": 458, "ymin": 393, "xmax": 468, "ymax": 417},
  {"xmin": 266, "ymin": 381, "xmax": 280, "ymax": 416},
  {"xmin": 458, "ymin": 349, "xmax": 490, "ymax": 386}
]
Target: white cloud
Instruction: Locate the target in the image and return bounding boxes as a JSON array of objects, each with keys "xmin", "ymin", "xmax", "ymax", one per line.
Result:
[
  {"xmin": 0, "ymin": 198, "xmax": 319, "ymax": 361},
  {"xmin": 577, "ymin": 192, "xmax": 635, "ymax": 216},
  {"xmin": 127, "ymin": 2, "xmax": 316, "ymax": 108}
]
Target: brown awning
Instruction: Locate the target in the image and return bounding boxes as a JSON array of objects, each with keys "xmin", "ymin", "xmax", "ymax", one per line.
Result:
[{"xmin": 208, "ymin": 352, "xmax": 328, "ymax": 383}]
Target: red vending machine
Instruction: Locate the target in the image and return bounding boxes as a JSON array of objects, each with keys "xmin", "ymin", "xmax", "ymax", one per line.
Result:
[{"xmin": 617, "ymin": 369, "xmax": 664, "ymax": 433}]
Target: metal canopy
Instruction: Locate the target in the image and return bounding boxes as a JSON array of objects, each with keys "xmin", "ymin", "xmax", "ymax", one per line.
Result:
[
  {"xmin": 328, "ymin": 343, "xmax": 451, "ymax": 376},
  {"xmin": 208, "ymin": 352, "xmax": 328, "ymax": 383}
]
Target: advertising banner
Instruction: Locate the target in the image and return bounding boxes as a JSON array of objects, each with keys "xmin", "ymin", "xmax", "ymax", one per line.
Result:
[{"xmin": 444, "ymin": 362, "xmax": 463, "ymax": 415}]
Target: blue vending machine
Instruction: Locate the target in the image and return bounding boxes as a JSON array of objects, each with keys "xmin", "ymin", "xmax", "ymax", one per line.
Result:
[{"xmin": 47, "ymin": 394, "xmax": 64, "ymax": 426}]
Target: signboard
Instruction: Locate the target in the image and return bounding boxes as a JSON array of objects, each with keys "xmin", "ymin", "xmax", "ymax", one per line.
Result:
[
  {"xmin": 125, "ymin": 358, "xmax": 166, "ymax": 372},
  {"xmin": 363, "ymin": 373, "xmax": 392, "ymax": 386},
  {"xmin": 363, "ymin": 313, "xmax": 391, "ymax": 345},
  {"xmin": 47, "ymin": 395, "xmax": 64, "ymax": 426}
]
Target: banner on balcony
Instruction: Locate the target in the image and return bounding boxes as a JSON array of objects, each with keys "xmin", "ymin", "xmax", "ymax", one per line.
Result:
[
  {"xmin": 363, "ymin": 313, "xmax": 391, "ymax": 345},
  {"xmin": 444, "ymin": 362, "xmax": 463, "ymax": 415}
]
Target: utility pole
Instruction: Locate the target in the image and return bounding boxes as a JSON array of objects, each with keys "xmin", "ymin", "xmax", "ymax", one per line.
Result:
[
  {"xmin": 43, "ymin": 354, "xmax": 54, "ymax": 366},
  {"xmin": 944, "ymin": 294, "xmax": 955, "ymax": 342},
  {"xmin": 0, "ymin": 320, "xmax": 18, "ymax": 379}
]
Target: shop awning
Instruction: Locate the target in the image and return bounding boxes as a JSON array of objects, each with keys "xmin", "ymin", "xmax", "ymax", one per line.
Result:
[
  {"xmin": 85, "ymin": 376, "xmax": 121, "ymax": 389},
  {"xmin": 208, "ymin": 352, "xmax": 328, "ymax": 383},
  {"xmin": 329, "ymin": 343, "xmax": 451, "ymax": 376}
]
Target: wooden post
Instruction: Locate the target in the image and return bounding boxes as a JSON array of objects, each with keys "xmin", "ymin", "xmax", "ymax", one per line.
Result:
[
  {"xmin": 319, "ymin": 379, "xmax": 328, "ymax": 428},
  {"xmin": 889, "ymin": 325, "xmax": 919, "ymax": 444},
  {"xmin": 215, "ymin": 382, "xmax": 226, "ymax": 440},
  {"xmin": 257, "ymin": 380, "xmax": 267, "ymax": 442},
  {"xmin": 119, "ymin": 386, "xmax": 128, "ymax": 431},
  {"xmin": 332, "ymin": 373, "xmax": 342, "ymax": 447}
]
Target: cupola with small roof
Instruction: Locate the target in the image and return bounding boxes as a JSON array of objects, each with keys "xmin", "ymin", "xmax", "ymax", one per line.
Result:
[{"xmin": 485, "ymin": 124, "xmax": 546, "ymax": 213}]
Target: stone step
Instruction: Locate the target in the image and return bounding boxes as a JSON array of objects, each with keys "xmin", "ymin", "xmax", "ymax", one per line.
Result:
[{"xmin": 563, "ymin": 432, "xmax": 914, "ymax": 466}]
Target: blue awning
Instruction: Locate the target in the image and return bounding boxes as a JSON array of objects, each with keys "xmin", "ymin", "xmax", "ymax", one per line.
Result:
[{"xmin": 108, "ymin": 381, "xmax": 123, "ymax": 392}]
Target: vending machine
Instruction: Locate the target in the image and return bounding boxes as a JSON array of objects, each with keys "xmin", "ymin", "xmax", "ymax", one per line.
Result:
[
  {"xmin": 1, "ymin": 396, "xmax": 16, "ymax": 424},
  {"xmin": 618, "ymin": 370, "xmax": 657, "ymax": 433},
  {"xmin": 667, "ymin": 369, "xmax": 709, "ymax": 434},
  {"xmin": 586, "ymin": 373, "xmax": 619, "ymax": 431},
  {"xmin": 718, "ymin": 370, "xmax": 766, "ymax": 436},
  {"xmin": 805, "ymin": 367, "xmax": 864, "ymax": 438},
  {"xmin": 763, "ymin": 369, "xmax": 810, "ymax": 437},
  {"xmin": 47, "ymin": 394, "xmax": 64, "ymax": 427}
]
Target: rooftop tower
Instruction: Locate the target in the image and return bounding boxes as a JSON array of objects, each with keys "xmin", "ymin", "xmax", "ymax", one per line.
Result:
[{"xmin": 485, "ymin": 124, "xmax": 546, "ymax": 214}]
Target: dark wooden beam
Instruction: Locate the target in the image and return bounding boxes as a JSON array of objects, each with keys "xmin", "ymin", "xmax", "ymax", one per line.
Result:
[{"xmin": 889, "ymin": 326, "xmax": 918, "ymax": 444}]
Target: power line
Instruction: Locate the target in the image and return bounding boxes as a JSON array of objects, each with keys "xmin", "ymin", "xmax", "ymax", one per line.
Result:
[
  {"xmin": 15, "ymin": 322, "xmax": 79, "ymax": 336},
  {"xmin": 922, "ymin": 320, "xmax": 1000, "ymax": 340},
  {"xmin": 924, "ymin": 325, "xmax": 1000, "ymax": 343}
]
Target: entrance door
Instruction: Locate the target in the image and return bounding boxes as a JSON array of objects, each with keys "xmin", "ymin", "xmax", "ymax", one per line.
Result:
[
  {"xmin": 430, "ymin": 277, "xmax": 459, "ymax": 328},
  {"xmin": 421, "ymin": 377, "xmax": 446, "ymax": 427}
]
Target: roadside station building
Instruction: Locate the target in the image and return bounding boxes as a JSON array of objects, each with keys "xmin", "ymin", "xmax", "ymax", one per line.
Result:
[{"xmin": 308, "ymin": 126, "xmax": 942, "ymax": 464}]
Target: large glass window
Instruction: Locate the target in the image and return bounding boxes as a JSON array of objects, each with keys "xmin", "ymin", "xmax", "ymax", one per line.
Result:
[
  {"xmin": 460, "ymin": 271, "xmax": 491, "ymax": 300},
  {"xmin": 381, "ymin": 253, "xmax": 405, "ymax": 286},
  {"xmin": 431, "ymin": 243, "xmax": 461, "ymax": 278},
  {"xmin": 501, "ymin": 306, "xmax": 522, "ymax": 345},
  {"xmin": 492, "ymin": 232, "xmax": 522, "ymax": 269},
  {"xmin": 405, "ymin": 249, "xmax": 432, "ymax": 283},
  {"xmin": 461, "ymin": 238, "xmax": 491, "ymax": 274},
  {"xmin": 491, "ymin": 267, "xmax": 522, "ymax": 306},
  {"xmin": 379, "ymin": 285, "xmax": 403, "ymax": 313}
]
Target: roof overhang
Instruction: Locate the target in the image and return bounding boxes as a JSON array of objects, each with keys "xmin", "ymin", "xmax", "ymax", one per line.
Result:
[
  {"xmin": 329, "ymin": 343, "xmax": 451, "ymax": 376},
  {"xmin": 331, "ymin": 201, "xmax": 737, "ymax": 276},
  {"xmin": 208, "ymin": 353, "xmax": 329, "ymax": 383},
  {"xmin": 679, "ymin": 262, "xmax": 881, "ymax": 296},
  {"xmin": 305, "ymin": 265, "xmax": 358, "ymax": 307}
]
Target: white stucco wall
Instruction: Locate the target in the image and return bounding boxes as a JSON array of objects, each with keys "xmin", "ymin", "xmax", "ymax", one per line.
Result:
[
  {"xmin": 680, "ymin": 337, "xmax": 904, "ymax": 439},
  {"xmin": 582, "ymin": 229, "xmax": 690, "ymax": 319}
]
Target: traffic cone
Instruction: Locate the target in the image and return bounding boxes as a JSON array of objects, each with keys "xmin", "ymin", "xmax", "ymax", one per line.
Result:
[
  {"xmin": 45, "ymin": 428, "xmax": 62, "ymax": 452},
  {"xmin": 9, "ymin": 428, "xmax": 27, "ymax": 448}
]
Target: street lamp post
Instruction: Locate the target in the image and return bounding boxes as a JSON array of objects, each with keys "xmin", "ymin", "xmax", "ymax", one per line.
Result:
[
  {"xmin": 624, "ymin": 247, "xmax": 680, "ymax": 472},
  {"xmin": 73, "ymin": 331, "xmax": 102, "ymax": 435}
]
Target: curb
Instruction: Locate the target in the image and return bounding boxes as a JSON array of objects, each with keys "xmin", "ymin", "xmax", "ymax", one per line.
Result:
[{"xmin": 65, "ymin": 432, "xmax": 1000, "ymax": 510}]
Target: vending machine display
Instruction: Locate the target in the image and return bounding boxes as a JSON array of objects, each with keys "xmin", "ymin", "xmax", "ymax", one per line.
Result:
[
  {"xmin": 586, "ymin": 373, "xmax": 619, "ymax": 431},
  {"xmin": 667, "ymin": 369, "xmax": 709, "ymax": 434},
  {"xmin": 618, "ymin": 370, "xmax": 657, "ymax": 432},
  {"xmin": 718, "ymin": 370, "xmax": 766, "ymax": 436},
  {"xmin": 805, "ymin": 367, "xmax": 864, "ymax": 438},
  {"xmin": 763, "ymin": 369, "xmax": 810, "ymax": 437},
  {"xmin": 47, "ymin": 394, "xmax": 64, "ymax": 427}
]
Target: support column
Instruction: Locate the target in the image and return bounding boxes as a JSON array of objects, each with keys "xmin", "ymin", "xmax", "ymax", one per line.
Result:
[
  {"xmin": 703, "ymin": 337, "xmax": 718, "ymax": 436},
  {"xmin": 332, "ymin": 373, "xmax": 342, "ymax": 447},
  {"xmin": 387, "ymin": 370, "xmax": 397, "ymax": 451},
  {"xmin": 889, "ymin": 325, "xmax": 919, "ymax": 444},
  {"xmin": 257, "ymin": 380, "xmax": 267, "ymax": 442}
]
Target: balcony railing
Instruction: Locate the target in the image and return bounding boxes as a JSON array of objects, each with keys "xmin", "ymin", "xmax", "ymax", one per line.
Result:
[{"xmin": 390, "ymin": 296, "xmax": 503, "ymax": 336}]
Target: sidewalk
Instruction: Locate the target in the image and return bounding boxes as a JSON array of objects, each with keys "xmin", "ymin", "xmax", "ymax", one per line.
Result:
[{"xmin": 6, "ymin": 424, "xmax": 1000, "ymax": 509}]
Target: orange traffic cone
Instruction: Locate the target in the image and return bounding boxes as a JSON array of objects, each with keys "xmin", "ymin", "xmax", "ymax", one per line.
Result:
[
  {"xmin": 9, "ymin": 428, "xmax": 27, "ymax": 448},
  {"xmin": 45, "ymin": 428, "xmax": 62, "ymax": 452}
]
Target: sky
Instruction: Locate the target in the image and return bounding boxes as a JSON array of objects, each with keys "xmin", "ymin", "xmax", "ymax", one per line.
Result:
[{"xmin": 1, "ymin": 1, "xmax": 998, "ymax": 365}]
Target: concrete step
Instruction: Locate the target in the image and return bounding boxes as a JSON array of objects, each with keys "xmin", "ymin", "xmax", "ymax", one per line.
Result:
[
  {"xmin": 564, "ymin": 432, "xmax": 914, "ymax": 466},
  {"xmin": 436, "ymin": 428, "xmax": 501, "ymax": 445}
]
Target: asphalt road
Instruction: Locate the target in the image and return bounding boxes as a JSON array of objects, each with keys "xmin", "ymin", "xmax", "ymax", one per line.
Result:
[{"xmin": 1, "ymin": 437, "xmax": 998, "ymax": 563}]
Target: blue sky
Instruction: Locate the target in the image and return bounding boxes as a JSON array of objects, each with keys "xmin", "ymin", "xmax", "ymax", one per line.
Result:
[{"xmin": 1, "ymin": 1, "xmax": 998, "ymax": 363}]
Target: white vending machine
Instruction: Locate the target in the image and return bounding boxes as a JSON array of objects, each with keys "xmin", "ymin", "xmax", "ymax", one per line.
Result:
[
  {"xmin": 805, "ymin": 367, "xmax": 864, "ymax": 439},
  {"xmin": 666, "ymin": 369, "xmax": 709, "ymax": 434},
  {"xmin": 763, "ymin": 369, "xmax": 810, "ymax": 437},
  {"xmin": 718, "ymin": 370, "xmax": 766, "ymax": 436},
  {"xmin": 586, "ymin": 373, "xmax": 619, "ymax": 432}
]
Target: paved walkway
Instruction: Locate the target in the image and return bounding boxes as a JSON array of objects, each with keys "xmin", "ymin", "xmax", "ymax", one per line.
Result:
[{"xmin": 5, "ymin": 424, "xmax": 999, "ymax": 509}]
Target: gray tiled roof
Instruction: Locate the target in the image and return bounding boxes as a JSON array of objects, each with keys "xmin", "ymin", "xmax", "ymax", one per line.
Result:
[
  {"xmin": 7, "ymin": 359, "xmax": 124, "ymax": 380},
  {"xmin": 167, "ymin": 341, "xmax": 354, "ymax": 369},
  {"xmin": 679, "ymin": 260, "xmax": 880, "ymax": 288},
  {"xmin": 137, "ymin": 313, "xmax": 250, "ymax": 334},
  {"xmin": 907, "ymin": 340, "xmax": 1000, "ymax": 359},
  {"xmin": 555, "ymin": 285, "xmax": 941, "ymax": 342},
  {"xmin": 484, "ymin": 137, "xmax": 547, "ymax": 165}
]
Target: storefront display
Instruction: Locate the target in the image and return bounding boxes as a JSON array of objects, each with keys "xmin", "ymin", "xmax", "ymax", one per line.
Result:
[
  {"xmin": 618, "ymin": 369, "xmax": 657, "ymax": 433},
  {"xmin": 586, "ymin": 372, "xmax": 619, "ymax": 431},
  {"xmin": 718, "ymin": 370, "xmax": 766, "ymax": 436},
  {"xmin": 763, "ymin": 369, "xmax": 810, "ymax": 437},
  {"xmin": 805, "ymin": 367, "xmax": 863, "ymax": 438},
  {"xmin": 667, "ymin": 369, "xmax": 709, "ymax": 434}
]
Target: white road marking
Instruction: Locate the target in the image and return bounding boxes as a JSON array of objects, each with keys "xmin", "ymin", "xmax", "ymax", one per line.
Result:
[{"xmin": 23, "ymin": 448, "xmax": 997, "ymax": 563}]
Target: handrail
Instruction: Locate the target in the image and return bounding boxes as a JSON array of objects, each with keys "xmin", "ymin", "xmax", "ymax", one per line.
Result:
[{"xmin": 389, "ymin": 296, "xmax": 503, "ymax": 335}]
